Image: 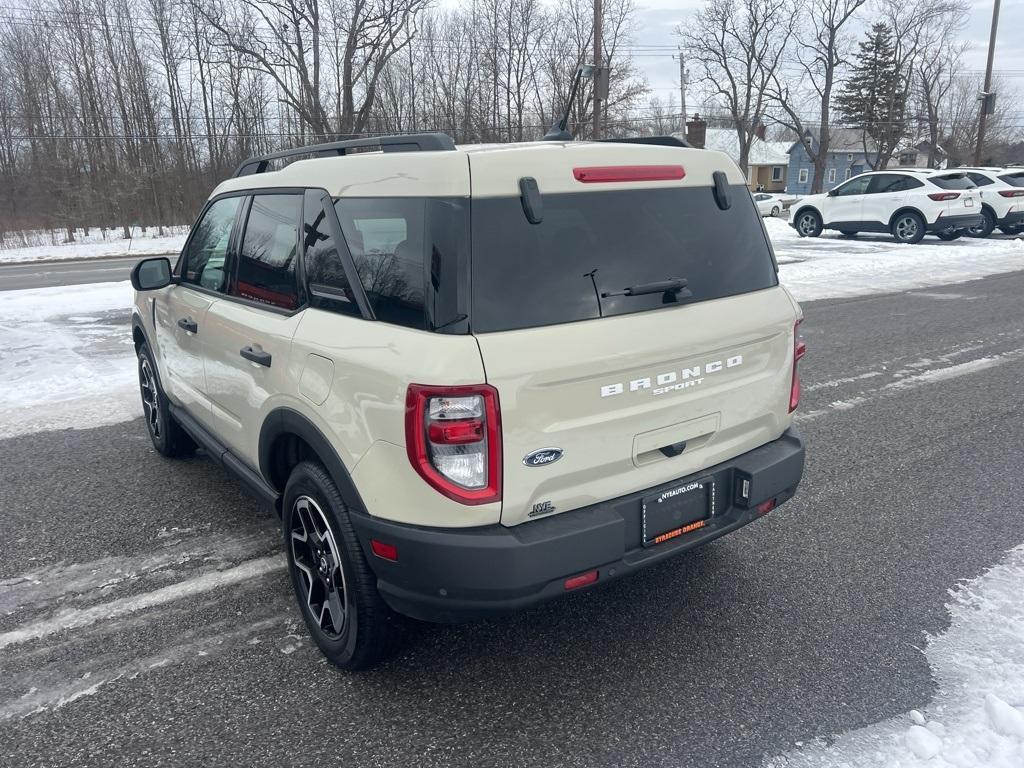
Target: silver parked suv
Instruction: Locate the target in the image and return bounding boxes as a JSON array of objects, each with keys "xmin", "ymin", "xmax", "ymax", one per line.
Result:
[{"xmin": 130, "ymin": 133, "xmax": 807, "ymax": 668}]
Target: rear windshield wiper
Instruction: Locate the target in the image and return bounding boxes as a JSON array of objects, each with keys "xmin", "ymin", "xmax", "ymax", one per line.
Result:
[{"xmin": 602, "ymin": 278, "xmax": 690, "ymax": 299}]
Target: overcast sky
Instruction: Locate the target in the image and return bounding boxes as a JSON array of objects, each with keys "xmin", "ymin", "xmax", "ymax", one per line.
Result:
[{"xmin": 633, "ymin": 0, "xmax": 1023, "ymax": 115}]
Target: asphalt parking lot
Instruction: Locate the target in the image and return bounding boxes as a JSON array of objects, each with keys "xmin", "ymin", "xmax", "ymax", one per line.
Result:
[{"xmin": 2, "ymin": 270, "xmax": 1024, "ymax": 767}]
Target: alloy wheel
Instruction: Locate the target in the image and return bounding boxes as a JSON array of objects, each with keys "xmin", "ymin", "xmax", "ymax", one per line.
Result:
[
  {"xmin": 797, "ymin": 213, "xmax": 818, "ymax": 236},
  {"xmin": 895, "ymin": 216, "xmax": 918, "ymax": 241},
  {"xmin": 139, "ymin": 358, "xmax": 161, "ymax": 439},
  {"xmin": 290, "ymin": 496, "xmax": 348, "ymax": 639}
]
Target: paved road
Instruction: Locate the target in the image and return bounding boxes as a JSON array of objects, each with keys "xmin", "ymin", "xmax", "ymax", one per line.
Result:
[
  {"xmin": 3, "ymin": 272, "xmax": 1024, "ymax": 767},
  {"xmin": 0, "ymin": 255, "xmax": 152, "ymax": 291}
]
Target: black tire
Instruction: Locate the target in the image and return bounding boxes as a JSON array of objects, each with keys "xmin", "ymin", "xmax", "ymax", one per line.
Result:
[
  {"xmin": 137, "ymin": 343, "xmax": 195, "ymax": 457},
  {"xmin": 890, "ymin": 211, "xmax": 926, "ymax": 244},
  {"xmin": 998, "ymin": 225, "xmax": 1022, "ymax": 236},
  {"xmin": 795, "ymin": 209, "xmax": 823, "ymax": 238},
  {"xmin": 839, "ymin": 230, "xmax": 858, "ymax": 238},
  {"xmin": 283, "ymin": 461, "xmax": 400, "ymax": 670},
  {"xmin": 770, "ymin": 205, "xmax": 780, "ymax": 217},
  {"xmin": 967, "ymin": 207, "xmax": 996, "ymax": 238},
  {"xmin": 937, "ymin": 231, "xmax": 962, "ymax": 242}
]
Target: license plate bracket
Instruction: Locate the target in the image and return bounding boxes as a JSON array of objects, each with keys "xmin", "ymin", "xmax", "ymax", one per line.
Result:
[{"xmin": 641, "ymin": 477, "xmax": 714, "ymax": 547}]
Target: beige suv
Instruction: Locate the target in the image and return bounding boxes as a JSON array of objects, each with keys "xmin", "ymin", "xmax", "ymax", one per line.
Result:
[{"xmin": 130, "ymin": 133, "xmax": 807, "ymax": 669}]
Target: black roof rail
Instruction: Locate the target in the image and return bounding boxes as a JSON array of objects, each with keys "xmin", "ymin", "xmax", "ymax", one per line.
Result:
[
  {"xmin": 231, "ymin": 133, "xmax": 456, "ymax": 178},
  {"xmin": 597, "ymin": 135, "xmax": 691, "ymax": 148}
]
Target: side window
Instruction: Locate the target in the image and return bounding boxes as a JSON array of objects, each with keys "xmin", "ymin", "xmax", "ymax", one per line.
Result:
[
  {"xmin": 827, "ymin": 168, "xmax": 836, "ymax": 183},
  {"xmin": 867, "ymin": 174, "xmax": 920, "ymax": 194},
  {"xmin": 335, "ymin": 198, "xmax": 426, "ymax": 329},
  {"xmin": 233, "ymin": 194, "xmax": 303, "ymax": 310},
  {"xmin": 302, "ymin": 191, "xmax": 360, "ymax": 317},
  {"xmin": 968, "ymin": 172, "xmax": 994, "ymax": 187},
  {"xmin": 798, "ymin": 168, "xmax": 809, "ymax": 184},
  {"xmin": 181, "ymin": 196, "xmax": 241, "ymax": 293},
  {"xmin": 895, "ymin": 176, "xmax": 924, "ymax": 191},
  {"xmin": 833, "ymin": 176, "xmax": 870, "ymax": 196}
]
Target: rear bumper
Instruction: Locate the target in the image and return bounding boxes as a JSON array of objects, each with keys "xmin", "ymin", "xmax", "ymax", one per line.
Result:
[
  {"xmin": 350, "ymin": 428, "xmax": 805, "ymax": 623},
  {"xmin": 997, "ymin": 210, "xmax": 1024, "ymax": 227},
  {"xmin": 928, "ymin": 212, "xmax": 984, "ymax": 232}
]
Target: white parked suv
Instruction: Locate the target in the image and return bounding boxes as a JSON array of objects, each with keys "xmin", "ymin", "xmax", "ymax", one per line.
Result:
[
  {"xmin": 790, "ymin": 169, "xmax": 983, "ymax": 243},
  {"xmin": 129, "ymin": 133, "xmax": 806, "ymax": 668},
  {"xmin": 958, "ymin": 167, "xmax": 1024, "ymax": 237}
]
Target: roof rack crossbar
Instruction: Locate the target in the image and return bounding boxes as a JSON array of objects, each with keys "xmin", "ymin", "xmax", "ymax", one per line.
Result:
[{"xmin": 231, "ymin": 133, "xmax": 456, "ymax": 178}]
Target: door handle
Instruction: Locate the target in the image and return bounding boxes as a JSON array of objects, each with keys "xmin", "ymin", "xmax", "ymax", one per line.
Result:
[
  {"xmin": 240, "ymin": 345, "xmax": 272, "ymax": 367},
  {"xmin": 177, "ymin": 317, "xmax": 198, "ymax": 333}
]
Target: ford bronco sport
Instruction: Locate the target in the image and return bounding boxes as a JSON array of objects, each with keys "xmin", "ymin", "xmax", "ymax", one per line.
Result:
[{"xmin": 130, "ymin": 133, "xmax": 806, "ymax": 669}]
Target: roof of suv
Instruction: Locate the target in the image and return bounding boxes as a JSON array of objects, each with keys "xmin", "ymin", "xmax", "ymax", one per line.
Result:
[{"xmin": 211, "ymin": 137, "xmax": 747, "ymax": 200}]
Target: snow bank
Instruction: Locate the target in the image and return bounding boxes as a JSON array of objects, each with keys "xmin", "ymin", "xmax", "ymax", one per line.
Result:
[
  {"xmin": 768, "ymin": 217, "xmax": 1024, "ymax": 302},
  {"xmin": 0, "ymin": 281, "xmax": 140, "ymax": 438},
  {"xmin": 765, "ymin": 545, "xmax": 1024, "ymax": 767},
  {"xmin": 0, "ymin": 226, "xmax": 187, "ymax": 264}
]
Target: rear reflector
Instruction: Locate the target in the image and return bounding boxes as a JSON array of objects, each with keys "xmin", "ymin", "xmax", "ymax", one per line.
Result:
[
  {"xmin": 756, "ymin": 498, "xmax": 777, "ymax": 515},
  {"xmin": 998, "ymin": 189, "xmax": 1024, "ymax": 198},
  {"xmin": 564, "ymin": 570, "xmax": 599, "ymax": 591},
  {"xmin": 928, "ymin": 192, "xmax": 961, "ymax": 201},
  {"xmin": 370, "ymin": 539, "xmax": 398, "ymax": 561},
  {"xmin": 789, "ymin": 320, "xmax": 806, "ymax": 413},
  {"xmin": 573, "ymin": 165, "xmax": 685, "ymax": 183}
]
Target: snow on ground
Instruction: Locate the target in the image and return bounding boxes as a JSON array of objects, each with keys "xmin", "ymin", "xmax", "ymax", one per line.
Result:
[
  {"xmin": 0, "ymin": 281, "xmax": 140, "ymax": 438},
  {"xmin": 766, "ymin": 545, "xmax": 1024, "ymax": 768},
  {"xmin": 769, "ymin": 217, "xmax": 1024, "ymax": 302},
  {"xmin": 0, "ymin": 226, "xmax": 187, "ymax": 264}
]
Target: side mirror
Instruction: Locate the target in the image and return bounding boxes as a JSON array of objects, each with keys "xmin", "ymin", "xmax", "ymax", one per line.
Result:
[
  {"xmin": 131, "ymin": 257, "xmax": 173, "ymax": 291},
  {"xmin": 826, "ymin": 189, "xmax": 837, "ymax": 197}
]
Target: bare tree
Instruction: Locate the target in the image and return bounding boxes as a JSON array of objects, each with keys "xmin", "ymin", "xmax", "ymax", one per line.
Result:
[
  {"xmin": 679, "ymin": 0, "xmax": 790, "ymax": 175},
  {"xmin": 766, "ymin": 0, "xmax": 867, "ymax": 193}
]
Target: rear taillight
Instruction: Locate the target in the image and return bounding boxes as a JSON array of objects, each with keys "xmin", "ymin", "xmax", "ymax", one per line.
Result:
[
  {"xmin": 928, "ymin": 192, "xmax": 960, "ymax": 201},
  {"xmin": 789, "ymin": 320, "xmax": 806, "ymax": 413},
  {"xmin": 998, "ymin": 189, "xmax": 1024, "ymax": 198},
  {"xmin": 405, "ymin": 384, "xmax": 502, "ymax": 505}
]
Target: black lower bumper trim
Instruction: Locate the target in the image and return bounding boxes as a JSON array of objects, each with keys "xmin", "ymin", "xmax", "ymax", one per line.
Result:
[
  {"xmin": 997, "ymin": 210, "xmax": 1024, "ymax": 227},
  {"xmin": 927, "ymin": 213, "xmax": 984, "ymax": 232},
  {"xmin": 350, "ymin": 428, "xmax": 805, "ymax": 623}
]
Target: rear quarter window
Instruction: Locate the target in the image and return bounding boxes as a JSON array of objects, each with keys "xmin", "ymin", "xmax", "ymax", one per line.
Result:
[
  {"xmin": 471, "ymin": 185, "xmax": 778, "ymax": 333},
  {"xmin": 998, "ymin": 171, "xmax": 1024, "ymax": 188},
  {"xmin": 929, "ymin": 174, "xmax": 977, "ymax": 190}
]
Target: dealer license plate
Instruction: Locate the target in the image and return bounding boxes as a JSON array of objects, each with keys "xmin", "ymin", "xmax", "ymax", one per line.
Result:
[{"xmin": 641, "ymin": 478, "xmax": 712, "ymax": 547}]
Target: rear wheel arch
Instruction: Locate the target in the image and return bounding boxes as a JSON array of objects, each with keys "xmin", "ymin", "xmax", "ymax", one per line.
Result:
[
  {"xmin": 888, "ymin": 206, "xmax": 926, "ymax": 229},
  {"xmin": 259, "ymin": 408, "xmax": 366, "ymax": 517}
]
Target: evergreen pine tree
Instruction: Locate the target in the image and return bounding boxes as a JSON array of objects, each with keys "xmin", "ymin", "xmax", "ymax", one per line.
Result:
[{"xmin": 835, "ymin": 23, "xmax": 907, "ymax": 167}]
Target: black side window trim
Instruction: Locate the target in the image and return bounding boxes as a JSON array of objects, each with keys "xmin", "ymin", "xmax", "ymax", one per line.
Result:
[
  {"xmin": 177, "ymin": 187, "xmax": 311, "ymax": 318},
  {"xmin": 303, "ymin": 189, "xmax": 375, "ymax": 321}
]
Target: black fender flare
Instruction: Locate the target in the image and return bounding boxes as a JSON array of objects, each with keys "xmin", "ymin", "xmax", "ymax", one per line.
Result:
[{"xmin": 258, "ymin": 407, "xmax": 367, "ymax": 515}]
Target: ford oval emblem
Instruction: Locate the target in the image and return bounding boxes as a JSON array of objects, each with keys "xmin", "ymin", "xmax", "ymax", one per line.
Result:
[{"xmin": 523, "ymin": 448, "xmax": 564, "ymax": 467}]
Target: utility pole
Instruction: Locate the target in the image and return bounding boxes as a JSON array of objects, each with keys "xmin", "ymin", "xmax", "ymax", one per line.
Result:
[
  {"xmin": 974, "ymin": 0, "xmax": 1001, "ymax": 165},
  {"xmin": 593, "ymin": 0, "xmax": 603, "ymax": 139},
  {"xmin": 675, "ymin": 49, "xmax": 688, "ymax": 127}
]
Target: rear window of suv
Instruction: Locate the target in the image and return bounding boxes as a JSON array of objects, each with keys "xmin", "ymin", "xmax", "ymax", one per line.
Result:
[
  {"xmin": 929, "ymin": 174, "xmax": 977, "ymax": 190},
  {"xmin": 999, "ymin": 171, "xmax": 1024, "ymax": 187},
  {"xmin": 470, "ymin": 185, "xmax": 778, "ymax": 332}
]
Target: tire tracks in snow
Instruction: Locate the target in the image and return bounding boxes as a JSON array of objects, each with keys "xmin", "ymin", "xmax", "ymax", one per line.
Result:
[{"xmin": 0, "ymin": 525, "xmax": 299, "ymax": 721}]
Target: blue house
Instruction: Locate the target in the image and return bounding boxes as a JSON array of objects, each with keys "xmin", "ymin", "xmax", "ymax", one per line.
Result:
[{"xmin": 786, "ymin": 128, "xmax": 876, "ymax": 195}]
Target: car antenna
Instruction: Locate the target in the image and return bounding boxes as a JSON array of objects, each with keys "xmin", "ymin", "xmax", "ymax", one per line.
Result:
[{"xmin": 543, "ymin": 65, "xmax": 595, "ymax": 142}]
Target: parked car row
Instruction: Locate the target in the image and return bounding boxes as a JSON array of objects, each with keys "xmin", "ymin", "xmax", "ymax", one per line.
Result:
[{"xmin": 788, "ymin": 167, "xmax": 1024, "ymax": 244}]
